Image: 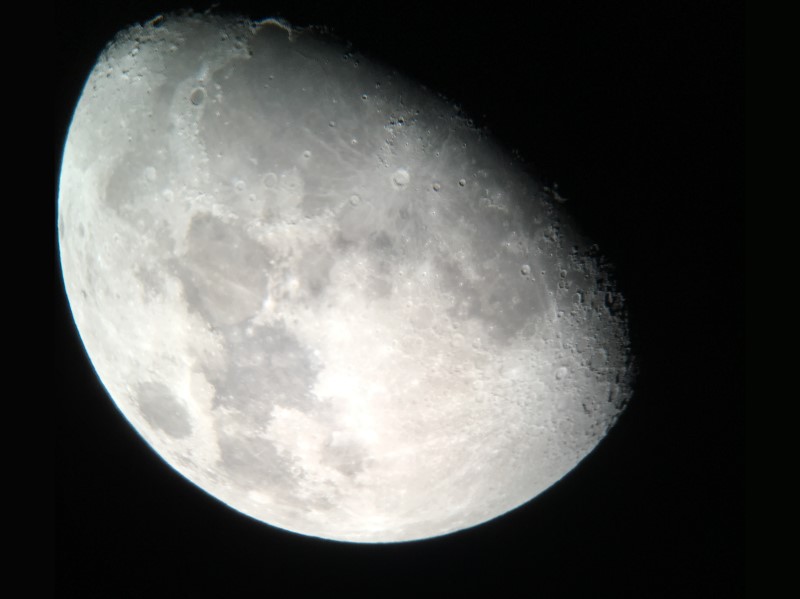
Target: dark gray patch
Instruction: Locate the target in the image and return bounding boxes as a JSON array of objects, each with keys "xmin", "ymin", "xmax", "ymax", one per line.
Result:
[
  {"xmin": 333, "ymin": 232, "xmax": 355, "ymax": 253},
  {"xmin": 218, "ymin": 435, "xmax": 296, "ymax": 491},
  {"xmin": 367, "ymin": 274, "xmax": 392, "ymax": 299},
  {"xmin": 211, "ymin": 322, "xmax": 320, "ymax": 418},
  {"xmin": 300, "ymin": 192, "xmax": 338, "ymax": 218},
  {"xmin": 173, "ymin": 214, "xmax": 270, "ymax": 326},
  {"xmin": 298, "ymin": 245, "xmax": 335, "ymax": 297},
  {"xmin": 217, "ymin": 433, "xmax": 337, "ymax": 512},
  {"xmin": 439, "ymin": 253, "xmax": 547, "ymax": 344},
  {"xmin": 322, "ymin": 435, "xmax": 368, "ymax": 477},
  {"xmin": 104, "ymin": 151, "xmax": 161, "ymax": 213},
  {"xmin": 135, "ymin": 381, "xmax": 191, "ymax": 438},
  {"xmin": 200, "ymin": 57, "xmax": 300, "ymax": 180},
  {"xmin": 134, "ymin": 264, "xmax": 166, "ymax": 299},
  {"xmin": 367, "ymin": 231, "xmax": 393, "ymax": 252}
]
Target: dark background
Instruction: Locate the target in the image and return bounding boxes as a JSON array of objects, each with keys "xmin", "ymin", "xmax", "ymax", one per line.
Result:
[{"xmin": 55, "ymin": 1, "xmax": 744, "ymax": 596}]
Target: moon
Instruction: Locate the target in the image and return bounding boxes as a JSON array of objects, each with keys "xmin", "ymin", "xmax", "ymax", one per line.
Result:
[{"xmin": 58, "ymin": 13, "xmax": 634, "ymax": 543}]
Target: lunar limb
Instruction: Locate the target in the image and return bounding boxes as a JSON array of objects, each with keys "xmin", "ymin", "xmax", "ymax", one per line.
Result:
[{"xmin": 58, "ymin": 14, "xmax": 633, "ymax": 542}]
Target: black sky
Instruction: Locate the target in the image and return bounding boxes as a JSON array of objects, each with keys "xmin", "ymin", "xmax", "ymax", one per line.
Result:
[{"xmin": 55, "ymin": 1, "xmax": 744, "ymax": 596}]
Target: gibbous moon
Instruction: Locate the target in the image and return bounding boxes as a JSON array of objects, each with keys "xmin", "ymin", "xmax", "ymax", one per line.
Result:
[{"xmin": 58, "ymin": 13, "xmax": 634, "ymax": 542}]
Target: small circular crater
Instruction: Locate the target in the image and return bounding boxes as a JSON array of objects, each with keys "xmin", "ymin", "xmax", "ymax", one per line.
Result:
[
  {"xmin": 234, "ymin": 179, "xmax": 246, "ymax": 193},
  {"xmin": 262, "ymin": 172, "xmax": 277, "ymax": 188},
  {"xmin": 189, "ymin": 88, "xmax": 205, "ymax": 106},
  {"xmin": 458, "ymin": 178, "xmax": 467, "ymax": 187},
  {"xmin": 144, "ymin": 166, "xmax": 157, "ymax": 182},
  {"xmin": 520, "ymin": 264, "xmax": 531, "ymax": 276},
  {"xmin": 432, "ymin": 182, "xmax": 441, "ymax": 192},
  {"xmin": 349, "ymin": 194, "xmax": 361, "ymax": 206},
  {"xmin": 391, "ymin": 169, "xmax": 410, "ymax": 189},
  {"xmin": 302, "ymin": 150, "xmax": 312, "ymax": 159}
]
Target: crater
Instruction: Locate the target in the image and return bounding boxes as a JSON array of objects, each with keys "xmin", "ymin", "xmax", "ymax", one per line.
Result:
[
  {"xmin": 189, "ymin": 87, "xmax": 205, "ymax": 106},
  {"xmin": 391, "ymin": 168, "xmax": 410, "ymax": 189}
]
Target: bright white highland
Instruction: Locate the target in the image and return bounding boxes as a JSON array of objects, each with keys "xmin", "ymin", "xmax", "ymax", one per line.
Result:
[{"xmin": 58, "ymin": 14, "xmax": 633, "ymax": 542}]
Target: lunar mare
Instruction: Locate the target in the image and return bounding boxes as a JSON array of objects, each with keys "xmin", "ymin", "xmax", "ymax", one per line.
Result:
[{"xmin": 58, "ymin": 14, "xmax": 633, "ymax": 542}]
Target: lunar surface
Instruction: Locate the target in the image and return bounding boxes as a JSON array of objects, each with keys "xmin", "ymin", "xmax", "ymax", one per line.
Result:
[{"xmin": 58, "ymin": 13, "xmax": 634, "ymax": 542}]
